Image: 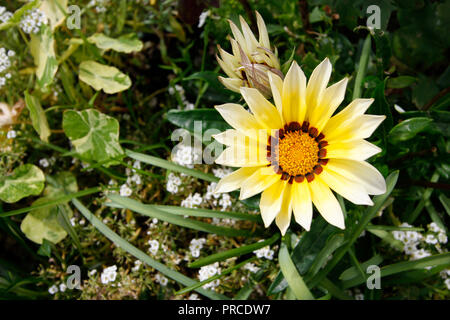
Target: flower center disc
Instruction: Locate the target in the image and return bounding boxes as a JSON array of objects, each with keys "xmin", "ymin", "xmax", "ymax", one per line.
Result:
[{"xmin": 278, "ymin": 130, "xmax": 319, "ymax": 176}]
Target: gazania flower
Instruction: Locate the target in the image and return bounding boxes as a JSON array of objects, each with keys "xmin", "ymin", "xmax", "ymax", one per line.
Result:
[
  {"xmin": 213, "ymin": 58, "xmax": 386, "ymax": 235},
  {"xmin": 216, "ymin": 11, "xmax": 282, "ymax": 98}
]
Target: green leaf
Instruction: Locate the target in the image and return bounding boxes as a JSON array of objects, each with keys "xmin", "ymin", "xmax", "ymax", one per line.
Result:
[
  {"xmin": 388, "ymin": 117, "xmax": 433, "ymax": 144},
  {"xmin": 20, "ymin": 172, "xmax": 78, "ymax": 245},
  {"xmin": 79, "ymin": 61, "xmax": 131, "ymax": 94},
  {"xmin": 126, "ymin": 149, "xmax": 218, "ymax": 183},
  {"xmin": 140, "ymin": 205, "xmax": 261, "ymax": 223},
  {"xmin": 63, "ymin": 109, "xmax": 124, "ymax": 164},
  {"xmin": 188, "ymin": 234, "xmax": 279, "ymax": 268},
  {"xmin": 24, "ymin": 92, "xmax": 51, "ymax": 143},
  {"xmin": 386, "ymin": 76, "xmax": 417, "ymax": 89},
  {"xmin": 29, "ymin": 24, "xmax": 58, "ymax": 89},
  {"xmin": 37, "ymin": 239, "xmax": 52, "ymax": 257},
  {"xmin": 166, "ymin": 109, "xmax": 231, "ymax": 137},
  {"xmin": 367, "ymin": 229, "xmax": 404, "ymax": 251},
  {"xmin": 438, "ymin": 194, "xmax": 450, "ymax": 217},
  {"xmin": 342, "ymin": 253, "xmax": 450, "ymax": 289},
  {"xmin": 20, "ymin": 199, "xmax": 72, "ymax": 244},
  {"xmin": 279, "ymin": 243, "xmax": 314, "ymax": 300},
  {"xmin": 72, "ymin": 199, "xmax": 228, "ymax": 300},
  {"xmin": 339, "ymin": 254, "xmax": 384, "ymax": 281},
  {"xmin": 87, "ymin": 33, "xmax": 143, "ymax": 53},
  {"xmin": 108, "ymin": 195, "xmax": 255, "ymax": 237},
  {"xmin": 0, "ymin": 164, "xmax": 45, "ymax": 203}
]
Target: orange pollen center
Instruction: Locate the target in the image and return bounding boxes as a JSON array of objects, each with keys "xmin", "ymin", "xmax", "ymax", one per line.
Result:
[{"xmin": 278, "ymin": 130, "xmax": 319, "ymax": 176}]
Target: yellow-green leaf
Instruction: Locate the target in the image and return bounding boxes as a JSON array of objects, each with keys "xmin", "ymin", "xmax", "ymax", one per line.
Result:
[
  {"xmin": 87, "ymin": 33, "xmax": 143, "ymax": 53},
  {"xmin": 79, "ymin": 61, "xmax": 131, "ymax": 94}
]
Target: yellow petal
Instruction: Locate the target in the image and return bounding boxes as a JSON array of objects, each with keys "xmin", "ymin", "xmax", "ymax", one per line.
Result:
[
  {"xmin": 322, "ymin": 98, "xmax": 374, "ymax": 136},
  {"xmin": 260, "ymin": 179, "xmax": 286, "ymax": 227},
  {"xmin": 325, "ymin": 114, "xmax": 385, "ymax": 143},
  {"xmin": 215, "ymin": 142, "xmax": 269, "ymax": 167},
  {"xmin": 215, "ymin": 103, "xmax": 263, "ymax": 134},
  {"xmin": 239, "ymin": 166, "xmax": 280, "ymax": 200},
  {"xmin": 282, "ymin": 61, "xmax": 307, "ymax": 124},
  {"xmin": 309, "ymin": 177, "xmax": 345, "ymax": 229},
  {"xmin": 256, "ymin": 11, "xmax": 270, "ymax": 49},
  {"xmin": 325, "ymin": 159, "xmax": 386, "ymax": 195},
  {"xmin": 320, "ymin": 168, "xmax": 373, "ymax": 205},
  {"xmin": 268, "ymin": 71, "xmax": 284, "ymax": 120},
  {"xmin": 292, "ymin": 180, "xmax": 313, "ymax": 231},
  {"xmin": 215, "ymin": 167, "xmax": 260, "ymax": 193},
  {"xmin": 228, "ymin": 19, "xmax": 248, "ymax": 54},
  {"xmin": 218, "ymin": 77, "xmax": 243, "ymax": 93},
  {"xmin": 240, "ymin": 87, "xmax": 283, "ymax": 129},
  {"xmin": 239, "ymin": 16, "xmax": 259, "ymax": 54},
  {"xmin": 213, "ymin": 129, "xmax": 266, "ymax": 146},
  {"xmin": 306, "ymin": 58, "xmax": 332, "ymax": 116},
  {"xmin": 216, "ymin": 55, "xmax": 238, "ymax": 79},
  {"xmin": 326, "ymin": 140, "xmax": 381, "ymax": 161},
  {"xmin": 275, "ymin": 183, "xmax": 293, "ymax": 235},
  {"xmin": 309, "ymin": 77, "xmax": 348, "ymax": 132}
]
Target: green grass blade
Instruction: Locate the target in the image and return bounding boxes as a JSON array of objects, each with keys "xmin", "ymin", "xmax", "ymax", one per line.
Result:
[
  {"xmin": 188, "ymin": 233, "xmax": 280, "ymax": 268},
  {"xmin": 0, "ymin": 186, "xmax": 103, "ymax": 218},
  {"xmin": 107, "ymin": 202, "xmax": 262, "ymax": 223},
  {"xmin": 279, "ymin": 243, "xmax": 314, "ymax": 300},
  {"xmin": 342, "ymin": 252, "xmax": 450, "ymax": 289},
  {"xmin": 352, "ymin": 34, "xmax": 371, "ymax": 100},
  {"xmin": 126, "ymin": 149, "xmax": 218, "ymax": 183},
  {"xmin": 72, "ymin": 198, "xmax": 228, "ymax": 300},
  {"xmin": 353, "ymin": 34, "xmax": 371, "ymax": 100},
  {"xmin": 108, "ymin": 195, "xmax": 255, "ymax": 237}
]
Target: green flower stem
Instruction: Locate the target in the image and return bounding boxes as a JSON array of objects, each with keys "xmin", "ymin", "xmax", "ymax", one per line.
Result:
[{"xmin": 353, "ymin": 34, "xmax": 371, "ymax": 100}]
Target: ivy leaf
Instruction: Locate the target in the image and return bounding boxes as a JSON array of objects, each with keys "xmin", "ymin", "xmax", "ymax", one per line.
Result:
[
  {"xmin": 20, "ymin": 172, "xmax": 77, "ymax": 245},
  {"xmin": 63, "ymin": 109, "xmax": 124, "ymax": 164},
  {"xmin": 79, "ymin": 61, "xmax": 131, "ymax": 94},
  {"xmin": 88, "ymin": 33, "xmax": 143, "ymax": 53},
  {"xmin": 0, "ymin": 164, "xmax": 45, "ymax": 203},
  {"xmin": 39, "ymin": 0, "xmax": 68, "ymax": 30},
  {"xmin": 29, "ymin": 24, "xmax": 58, "ymax": 89}
]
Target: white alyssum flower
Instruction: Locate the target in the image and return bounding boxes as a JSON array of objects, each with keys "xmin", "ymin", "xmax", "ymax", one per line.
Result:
[
  {"xmin": 132, "ymin": 260, "xmax": 142, "ymax": 272},
  {"xmin": 212, "ymin": 167, "xmax": 233, "ymax": 179},
  {"xmin": 445, "ymin": 278, "xmax": 450, "ymax": 290},
  {"xmin": 155, "ymin": 273, "xmax": 168, "ymax": 286},
  {"xmin": 166, "ymin": 172, "xmax": 182, "ymax": 194},
  {"xmin": 219, "ymin": 193, "xmax": 232, "ymax": 211},
  {"xmin": 410, "ymin": 248, "xmax": 431, "ymax": 261},
  {"xmin": 437, "ymin": 232, "xmax": 447, "ymax": 244},
  {"xmin": 428, "ymin": 222, "xmax": 442, "ymax": 233},
  {"xmin": 171, "ymin": 144, "xmax": 201, "ymax": 168},
  {"xmin": 6, "ymin": 130, "xmax": 16, "ymax": 139},
  {"xmin": 19, "ymin": 8, "xmax": 48, "ymax": 34},
  {"xmin": 59, "ymin": 283, "xmax": 67, "ymax": 292},
  {"xmin": 0, "ymin": 7, "xmax": 13, "ymax": 23},
  {"xmin": 48, "ymin": 284, "xmax": 58, "ymax": 295},
  {"xmin": 424, "ymin": 234, "xmax": 438, "ymax": 245},
  {"xmin": 243, "ymin": 262, "xmax": 260, "ymax": 273},
  {"xmin": 254, "ymin": 243, "xmax": 274, "ymax": 260},
  {"xmin": 148, "ymin": 239, "xmax": 159, "ymax": 255},
  {"xmin": 189, "ymin": 238, "xmax": 206, "ymax": 258},
  {"xmin": 128, "ymin": 173, "xmax": 142, "ymax": 185},
  {"xmin": 100, "ymin": 265, "xmax": 118, "ymax": 284},
  {"xmin": 88, "ymin": 269, "xmax": 97, "ymax": 276},
  {"xmin": 198, "ymin": 262, "xmax": 221, "ymax": 290},
  {"xmin": 181, "ymin": 193, "xmax": 203, "ymax": 208},
  {"xmin": 188, "ymin": 293, "xmax": 200, "ymax": 300},
  {"xmin": 39, "ymin": 158, "xmax": 50, "ymax": 168},
  {"xmin": 119, "ymin": 184, "xmax": 133, "ymax": 197}
]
